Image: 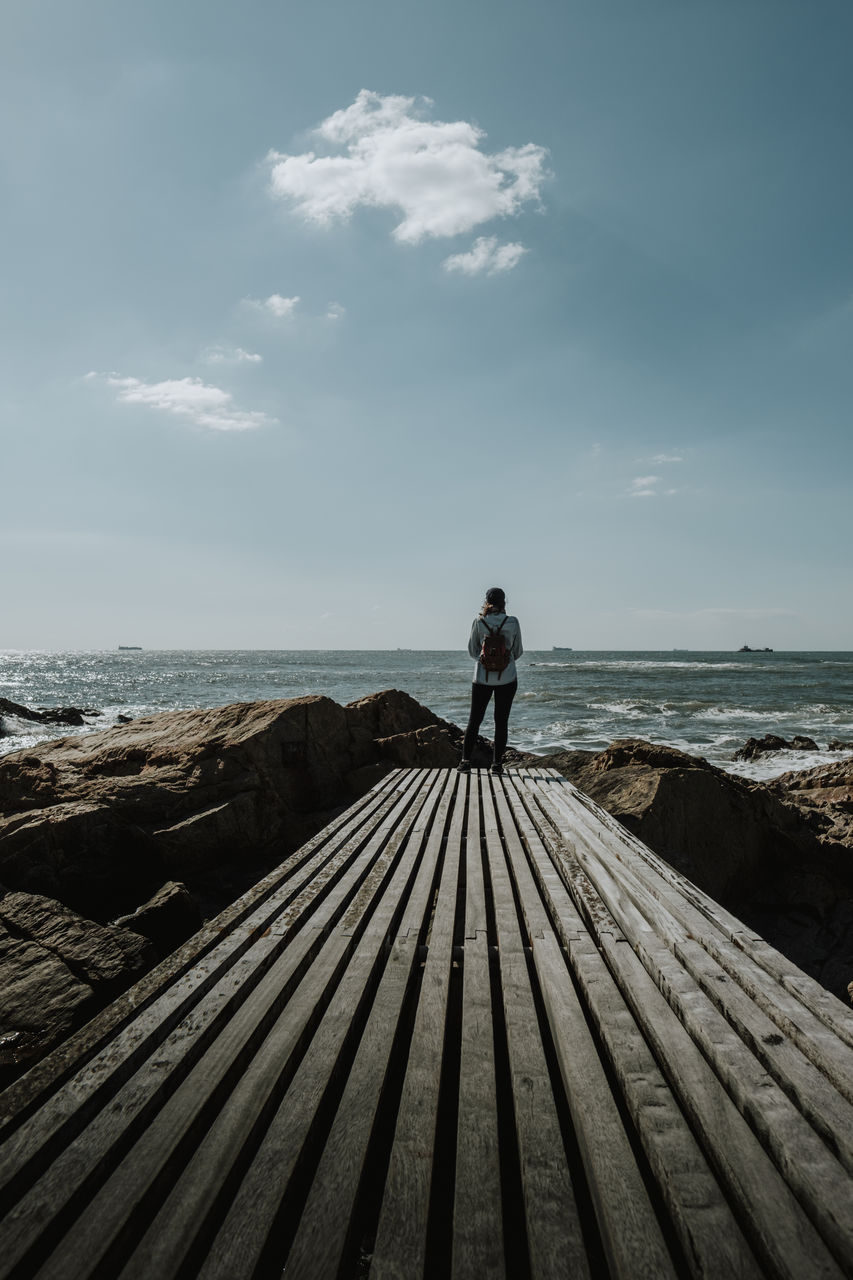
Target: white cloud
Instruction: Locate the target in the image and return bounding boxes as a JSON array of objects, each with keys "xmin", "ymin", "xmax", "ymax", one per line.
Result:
[
  {"xmin": 442, "ymin": 236, "xmax": 527, "ymax": 276},
  {"xmin": 650, "ymin": 453, "xmax": 684, "ymax": 464},
  {"xmin": 629, "ymin": 475, "xmax": 661, "ymax": 497},
  {"xmin": 326, "ymin": 301, "xmax": 346, "ymax": 320},
  {"xmin": 202, "ymin": 346, "xmax": 263, "ymax": 365},
  {"xmin": 245, "ymin": 294, "xmax": 300, "ymax": 319},
  {"xmin": 628, "ymin": 473, "xmax": 679, "ymax": 498},
  {"xmin": 267, "ymin": 89, "xmax": 548, "ymax": 245},
  {"xmin": 92, "ymin": 373, "xmax": 275, "ymax": 432}
]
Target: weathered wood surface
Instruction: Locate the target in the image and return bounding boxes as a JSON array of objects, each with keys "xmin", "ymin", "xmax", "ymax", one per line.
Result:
[{"xmin": 1, "ymin": 766, "xmax": 852, "ymax": 1279}]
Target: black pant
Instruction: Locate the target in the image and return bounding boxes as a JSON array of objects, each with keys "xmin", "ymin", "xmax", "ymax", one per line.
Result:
[{"xmin": 463, "ymin": 679, "xmax": 518, "ymax": 763}]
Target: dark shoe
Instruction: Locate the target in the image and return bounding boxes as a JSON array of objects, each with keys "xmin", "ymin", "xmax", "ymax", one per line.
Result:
[
  {"xmin": 456, "ymin": 759, "xmax": 472, "ymax": 773},
  {"xmin": 489, "ymin": 762, "xmax": 504, "ymax": 777}
]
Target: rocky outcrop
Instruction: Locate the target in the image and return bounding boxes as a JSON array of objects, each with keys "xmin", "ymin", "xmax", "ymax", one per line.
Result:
[
  {"xmin": 0, "ymin": 698, "xmax": 102, "ymax": 727},
  {"xmin": 112, "ymin": 881, "xmax": 202, "ymax": 956},
  {"xmin": 0, "ymin": 687, "xmax": 530, "ymax": 919},
  {"xmin": 0, "ymin": 689, "xmax": 475, "ymax": 1081},
  {"xmin": 734, "ymin": 733, "xmax": 819, "ymax": 760},
  {"xmin": 540, "ymin": 739, "xmax": 853, "ymax": 1001},
  {"xmin": 0, "ymin": 889, "xmax": 154, "ymax": 1085},
  {"xmin": 0, "ymin": 692, "xmax": 434, "ymax": 919},
  {"xmin": 766, "ymin": 755, "xmax": 853, "ymax": 855}
]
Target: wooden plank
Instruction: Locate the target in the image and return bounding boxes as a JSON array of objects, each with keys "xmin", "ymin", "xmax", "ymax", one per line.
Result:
[
  {"xmin": 370, "ymin": 772, "xmax": 467, "ymax": 1280},
  {"xmin": 111, "ymin": 771, "xmax": 452, "ymax": 1280},
  {"xmin": 283, "ymin": 771, "xmax": 456, "ymax": 1279},
  {"xmin": 1, "ymin": 766, "xmax": 851, "ymax": 1280},
  {"xmin": 523, "ymin": 778, "xmax": 846, "ymax": 1280},
  {"xmin": 452, "ymin": 771, "xmax": 504, "ymax": 1280},
  {"xmin": 745, "ymin": 943, "xmax": 853, "ymax": 1049},
  {"xmin": 538, "ymin": 791, "xmax": 853, "ymax": 1170},
  {"xmin": 627, "ymin": 930, "xmax": 853, "ymax": 1275},
  {"xmin": 0, "ymin": 770, "xmax": 406, "ymax": 1143},
  {"xmin": 0, "ymin": 770, "xmax": 407, "ymax": 1198},
  {"xmin": 479, "ymin": 775, "xmax": 589, "ymax": 1280},
  {"xmin": 535, "ymin": 774, "xmax": 853, "ymax": 1090},
  {"xmin": 534, "ymin": 791, "xmax": 853, "ymax": 1266},
  {"xmin": 537, "ymin": 771, "xmax": 853, "ymax": 1050},
  {"xmin": 179, "ymin": 771, "xmax": 447, "ymax": 1280},
  {"xmin": 1, "ymin": 770, "xmax": 436, "ymax": 1280},
  {"xmin": 504, "ymin": 775, "xmax": 764, "ymax": 1280},
  {"xmin": 494, "ymin": 777, "xmax": 685, "ymax": 1280},
  {"xmin": 600, "ymin": 932, "xmax": 846, "ymax": 1280}
]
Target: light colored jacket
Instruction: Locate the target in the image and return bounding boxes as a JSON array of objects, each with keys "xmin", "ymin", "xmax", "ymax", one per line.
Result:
[{"xmin": 468, "ymin": 613, "xmax": 523, "ymax": 686}]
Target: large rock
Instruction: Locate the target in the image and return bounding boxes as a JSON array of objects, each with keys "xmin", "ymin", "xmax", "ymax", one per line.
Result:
[
  {"xmin": 376, "ymin": 725, "xmax": 461, "ymax": 769},
  {"xmin": 540, "ymin": 739, "xmax": 853, "ymax": 1001},
  {"xmin": 734, "ymin": 733, "xmax": 819, "ymax": 761},
  {"xmin": 0, "ymin": 689, "xmax": 471, "ymax": 1083},
  {"xmin": 346, "ymin": 689, "xmax": 445, "ymax": 740},
  {"xmin": 0, "ymin": 691, "xmax": 465, "ymax": 925},
  {"xmin": 112, "ymin": 881, "xmax": 202, "ymax": 957},
  {"xmin": 0, "ymin": 889, "xmax": 154, "ymax": 1083},
  {"xmin": 767, "ymin": 755, "xmax": 853, "ymax": 849}
]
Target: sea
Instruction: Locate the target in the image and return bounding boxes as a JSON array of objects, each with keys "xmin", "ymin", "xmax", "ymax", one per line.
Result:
[{"xmin": 2, "ymin": 649, "xmax": 852, "ymax": 782}]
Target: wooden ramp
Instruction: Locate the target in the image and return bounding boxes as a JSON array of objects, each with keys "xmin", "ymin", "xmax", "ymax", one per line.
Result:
[{"xmin": 1, "ymin": 767, "xmax": 852, "ymax": 1280}]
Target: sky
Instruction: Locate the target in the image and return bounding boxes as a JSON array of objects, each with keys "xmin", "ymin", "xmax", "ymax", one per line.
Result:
[{"xmin": 2, "ymin": 0, "xmax": 852, "ymax": 650}]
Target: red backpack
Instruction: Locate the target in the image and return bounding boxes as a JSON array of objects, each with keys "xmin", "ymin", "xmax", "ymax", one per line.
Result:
[{"xmin": 479, "ymin": 616, "xmax": 510, "ymax": 680}]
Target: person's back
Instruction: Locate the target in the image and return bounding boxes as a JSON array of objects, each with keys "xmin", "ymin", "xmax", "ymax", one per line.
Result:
[
  {"xmin": 468, "ymin": 611, "xmax": 523, "ymax": 686},
  {"xmin": 459, "ymin": 588, "xmax": 523, "ymax": 774}
]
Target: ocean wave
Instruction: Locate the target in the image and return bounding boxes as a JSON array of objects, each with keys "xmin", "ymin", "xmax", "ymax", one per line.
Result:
[
  {"xmin": 693, "ymin": 703, "xmax": 848, "ymax": 723},
  {"xmin": 727, "ymin": 747, "xmax": 853, "ymax": 782}
]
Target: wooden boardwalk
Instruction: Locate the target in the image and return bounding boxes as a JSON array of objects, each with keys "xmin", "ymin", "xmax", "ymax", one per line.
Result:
[{"xmin": 1, "ymin": 766, "xmax": 852, "ymax": 1279}]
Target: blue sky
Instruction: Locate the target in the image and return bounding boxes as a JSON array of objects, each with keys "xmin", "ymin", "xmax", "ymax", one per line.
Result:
[{"xmin": 2, "ymin": 0, "xmax": 852, "ymax": 650}]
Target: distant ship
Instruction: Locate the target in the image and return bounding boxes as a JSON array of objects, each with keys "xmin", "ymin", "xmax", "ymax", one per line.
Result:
[
  {"xmin": 738, "ymin": 645, "xmax": 773, "ymax": 653},
  {"xmin": 118, "ymin": 646, "xmax": 143, "ymax": 651},
  {"xmin": 552, "ymin": 646, "xmax": 572, "ymax": 652}
]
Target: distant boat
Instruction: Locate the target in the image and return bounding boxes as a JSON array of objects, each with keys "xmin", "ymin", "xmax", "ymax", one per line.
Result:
[
  {"xmin": 738, "ymin": 645, "xmax": 773, "ymax": 653},
  {"xmin": 118, "ymin": 646, "xmax": 143, "ymax": 651},
  {"xmin": 552, "ymin": 646, "xmax": 572, "ymax": 651}
]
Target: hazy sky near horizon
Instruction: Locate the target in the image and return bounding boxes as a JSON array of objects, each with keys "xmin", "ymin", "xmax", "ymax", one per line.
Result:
[{"xmin": 2, "ymin": 0, "xmax": 852, "ymax": 650}]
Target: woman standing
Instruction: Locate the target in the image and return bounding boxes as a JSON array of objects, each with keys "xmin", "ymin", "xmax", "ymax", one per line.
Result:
[{"xmin": 458, "ymin": 586, "xmax": 523, "ymax": 775}]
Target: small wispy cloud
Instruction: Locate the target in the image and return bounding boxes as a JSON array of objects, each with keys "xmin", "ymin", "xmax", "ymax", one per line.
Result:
[
  {"xmin": 629, "ymin": 473, "xmax": 678, "ymax": 498},
  {"xmin": 245, "ymin": 294, "xmax": 300, "ymax": 319},
  {"xmin": 202, "ymin": 345, "xmax": 263, "ymax": 365},
  {"xmin": 326, "ymin": 301, "xmax": 346, "ymax": 320},
  {"xmin": 443, "ymin": 236, "xmax": 528, "ymax": 276},
  {"xmin": 87, "ymin": 372, "xmax": 276, "ymax": 432},
  {"xmin": 267, "ymin": 89, "xmax": 548, "ymax": 246},
  {"xmin": 650, "ymin": 453, "xmax": 684, "ymax": 464},
  {"xmin": 629, "ymin": 475, "xmax": 661, "ymax": 498}
]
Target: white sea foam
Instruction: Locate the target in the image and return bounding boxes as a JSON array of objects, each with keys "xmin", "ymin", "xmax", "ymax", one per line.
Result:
[{"xmin": 727, "ymin": 748, "xmax": 853, "ymax": 782}]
